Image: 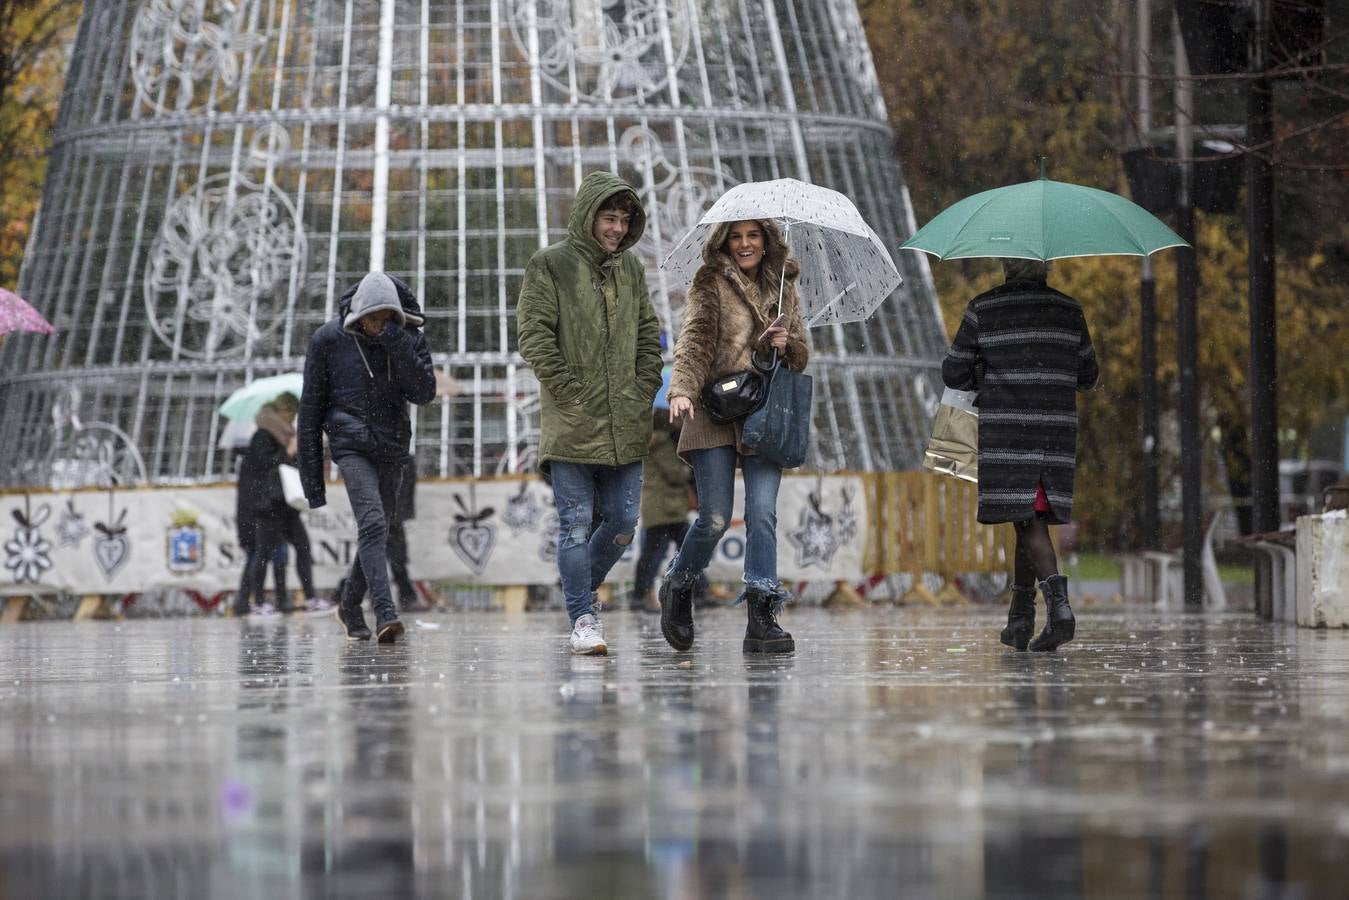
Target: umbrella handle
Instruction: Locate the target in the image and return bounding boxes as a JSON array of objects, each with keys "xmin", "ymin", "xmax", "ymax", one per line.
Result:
[{"xmin": 777, "ymin": 221, "xmax": 790, "ymax": 316}]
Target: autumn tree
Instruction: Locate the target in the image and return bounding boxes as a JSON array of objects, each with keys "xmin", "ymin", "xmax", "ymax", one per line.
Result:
[
  {"xmin": 860, "ymin": 0, "xmax": 1349, "ymax": 549},
  {"xmin": 0, "ymin": 0, "xmax": 81, "ymax": 289}
]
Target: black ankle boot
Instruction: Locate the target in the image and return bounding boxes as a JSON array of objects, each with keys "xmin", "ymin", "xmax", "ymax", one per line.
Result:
[
  {"xmin": 1028, "ymin": 574, "xmax": 1075, "ymax": 652},
  {"xmin": 743, "ymin": 588, "xmax": 794, "ymax": 654},
  {"xmin": 1000, "ymin": 585, "xmax": 1037, "ymax": 651},
  {"xmin": 659, "ymin": 569, "xmax": 697, "ymax": 651}
]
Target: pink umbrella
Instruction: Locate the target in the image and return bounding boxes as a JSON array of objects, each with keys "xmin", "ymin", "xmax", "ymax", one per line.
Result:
[{"xmin": 0, "ymin": 288, "xmax": 54, "ymax": 336}]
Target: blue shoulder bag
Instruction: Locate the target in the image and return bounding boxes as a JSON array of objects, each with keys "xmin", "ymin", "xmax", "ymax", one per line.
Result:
[{"xmin": 741, "ymin": 356, "xmax": 812, "ymax": 469}]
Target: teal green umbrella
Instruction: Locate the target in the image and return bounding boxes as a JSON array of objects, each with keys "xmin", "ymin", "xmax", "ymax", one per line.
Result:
[
  {"xmin": 217, "ymin": 372, "xmax": 304, "ymax": 422},
  {"xmin": 901, "ymin": 169, "xmax": 1188, "ymax": 261}
]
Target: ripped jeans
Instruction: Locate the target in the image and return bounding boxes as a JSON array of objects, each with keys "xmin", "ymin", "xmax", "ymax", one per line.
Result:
[
  {"xmin": 550, "ymin": 461, "xmax": 643, "ymax": 622},
  {"xmin": 669, "ymin": 445, "xmax": 782, "ymax": 592}
]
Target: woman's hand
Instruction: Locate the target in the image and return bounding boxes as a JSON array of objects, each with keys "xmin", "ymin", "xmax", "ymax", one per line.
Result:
[
  {"xmin": 762, "ymin": 325, "xmax": 788, "ymax": 352},
  {"xmin": 669, "ymin": 396, "xmax": 695, "ymax": 422}
]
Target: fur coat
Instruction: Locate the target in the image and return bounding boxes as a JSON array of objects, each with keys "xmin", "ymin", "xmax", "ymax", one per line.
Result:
[{"xmin": 667, "ymin": 219, "xmax": 809, "ymax": 463}]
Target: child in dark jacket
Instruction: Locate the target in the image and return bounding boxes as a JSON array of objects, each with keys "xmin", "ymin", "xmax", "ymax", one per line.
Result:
[{"xmin": 298, "ymin": 272, "xmax": 436, "ymax": 643}]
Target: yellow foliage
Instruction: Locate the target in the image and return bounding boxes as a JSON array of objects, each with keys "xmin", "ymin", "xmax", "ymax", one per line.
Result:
[{"xmin": 0, "ymin": 1, "xmax": 82, "ymax": 289}]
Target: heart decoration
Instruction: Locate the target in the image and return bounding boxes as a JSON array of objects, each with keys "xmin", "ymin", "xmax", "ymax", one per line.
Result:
[
  {"xmin": 448, "ymin": 486, "xmax": 497, "ymax": 575},
  {"xmin": 93, "ymin": 502, "xmax": 130, "ymax": 581}
]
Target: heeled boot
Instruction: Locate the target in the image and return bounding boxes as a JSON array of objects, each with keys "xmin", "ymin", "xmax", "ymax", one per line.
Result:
[
  {"xmin": 999, "ymin": 585, "xmax": 1037, "ymax": 651},
  {"xmin": 1027, "ymin": 574, "xmax": 1075, "ymax": 652}
]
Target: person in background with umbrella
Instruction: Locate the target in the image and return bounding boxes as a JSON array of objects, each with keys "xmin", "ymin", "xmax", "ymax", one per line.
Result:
[
  {"xmin": 905, "ymin": 162, "xmax": 1183, "ymax": 652},
  {"xmin": 0, "ymin": 287, "xmax": 55, "ymax": 339},
  {"xmin": 236, "ymin": 392, "xmax": 321, "ymax": 616},
  {"xmin": 298, "ymin": 272, "xmax": 436, "ymax": 644},
  {"xmin": 664, "ymin": 219, "xmax": 809, "ymax": 654},
  {"xmin": 941, "ymin": 258, "xmax": 1099, "ymax": 652},
  {"xmin": 631, "ymin": 366, "xmax": 701, "ymax": 613}
]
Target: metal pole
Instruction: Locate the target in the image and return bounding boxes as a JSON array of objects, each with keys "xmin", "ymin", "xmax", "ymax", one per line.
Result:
[
  {"xmin": 1138, "ymin": 0, "xmax": 1160, "ymax": 549},
  {"xmin": 1247, "ymin": 0, "xmax": 1280, "ymax": 536},
  {"xmin": 1174, "ymin": 11, "xmax": 1204, "ymax": 609}
]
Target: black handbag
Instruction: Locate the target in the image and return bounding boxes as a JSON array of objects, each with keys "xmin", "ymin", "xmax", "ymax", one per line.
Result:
[{"xmin": 700, "ymin": 350, "xmax": 775, "ymax": 425}]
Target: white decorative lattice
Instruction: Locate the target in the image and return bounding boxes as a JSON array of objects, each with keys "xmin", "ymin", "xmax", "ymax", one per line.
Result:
[
  {"xmin": 619, "ymin": 124, "xmax": 738, "ymax": 267},
  {"xmin": 143, "ymin": 126, "xmax": 306, "ymax": 359},
  {"xmin": 509, "ymin": 0, "xmax": 692, "ymax": 102},
  {"xmin": 826, "ymin": 0, "xmax": 887, "ymax": 121},
  {"xmin": 130, "ymin": 0, "xmax": 266, "ymax": 113}
]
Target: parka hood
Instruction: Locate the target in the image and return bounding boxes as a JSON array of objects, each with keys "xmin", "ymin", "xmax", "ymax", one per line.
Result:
[
  {"xmin": 338, "ymin": 272, "xmax": 426, "ymax": 334},
  {"xmin": 702, "ymin": 217, "xmax": 800, "ymax": 287},
  {"xmin": 567, "ymin": 171, "xmax": 646, "ymax": 267}
]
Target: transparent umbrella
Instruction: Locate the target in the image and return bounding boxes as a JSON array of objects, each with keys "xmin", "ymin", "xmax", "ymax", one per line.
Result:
[{"xmin": 661, "ymin": 178, "xmax": 903, "ymax": 328}]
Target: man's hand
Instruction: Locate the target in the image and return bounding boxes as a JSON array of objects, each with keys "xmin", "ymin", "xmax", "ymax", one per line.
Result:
[{"xmin": 670, "ymin": 396, "xmax": 695, "ymax": 422}]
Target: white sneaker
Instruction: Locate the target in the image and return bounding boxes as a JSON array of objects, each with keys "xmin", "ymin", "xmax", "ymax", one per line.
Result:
[
  {"xmin": 569, "ymin": 613, "xmax": 607, "ymax": 656},
  {"xmin": 248, "ymin": 603, "xmax": 279, "ymax": 618},
  {"xmin": 301, "ymin": 597, "xmax": 335, "ymax": 616}
]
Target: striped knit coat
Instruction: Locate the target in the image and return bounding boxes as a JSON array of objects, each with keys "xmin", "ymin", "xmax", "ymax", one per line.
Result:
[{"xmin": 941, "ymin": 278, "xmax": 1099, "ymax": 525}]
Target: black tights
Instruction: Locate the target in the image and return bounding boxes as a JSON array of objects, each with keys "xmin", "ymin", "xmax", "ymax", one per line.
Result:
[{"xmin": 1013, "ymin": 516, "xmax": 1059, "ymax": 588}]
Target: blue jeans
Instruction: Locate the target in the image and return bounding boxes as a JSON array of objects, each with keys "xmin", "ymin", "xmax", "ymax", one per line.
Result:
[
  {"xmin": 550, "ymin": 461, "xmax": 643, "ymax": 622},
  {"xmin": 669, "ymin": 446, "xmax": 782, "ymax": 590}
]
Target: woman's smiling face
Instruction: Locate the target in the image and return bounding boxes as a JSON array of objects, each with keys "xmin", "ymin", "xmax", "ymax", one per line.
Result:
[{"xmin": 725, "ymin": 221, "xmax": 766, "ymax": 277}]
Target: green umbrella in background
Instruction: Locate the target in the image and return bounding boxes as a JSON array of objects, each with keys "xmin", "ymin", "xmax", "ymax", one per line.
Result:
[
  {"xmin": 217, "ymin": 372, "xmax": 304, "ymax": 422},
  {"xmin": 900, "ymin": 163, "xmax": 1188, "ymax": 261}
]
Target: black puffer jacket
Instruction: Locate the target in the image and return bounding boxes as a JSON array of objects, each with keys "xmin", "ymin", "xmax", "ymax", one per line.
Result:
[
  {"xmin": 238, "ymin": 429, "xmax": 290, "ymax": 517},
  {"xmin": 297, "ymin": 275, "xmax": 436, "ymax": 508}
]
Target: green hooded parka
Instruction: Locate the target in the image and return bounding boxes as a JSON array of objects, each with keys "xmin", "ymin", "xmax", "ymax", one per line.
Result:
[{"xmin": 517, "ymin": 172, "xmax": 665, "ymax": 471}]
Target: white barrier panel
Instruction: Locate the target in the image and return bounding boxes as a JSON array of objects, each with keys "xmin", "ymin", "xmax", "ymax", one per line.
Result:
[
  {"xmin": 1296, "ymin": 512, "xmax": 1349, "ymax": 628},
  {"xmin": 1, "ymin": 475, "xmax": 867, "ymax": 595}
]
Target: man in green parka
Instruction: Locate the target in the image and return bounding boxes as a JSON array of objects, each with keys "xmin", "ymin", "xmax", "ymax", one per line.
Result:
[{"xmin": 517, "ymin": 171, "xmax": 664, "ymax": 655}]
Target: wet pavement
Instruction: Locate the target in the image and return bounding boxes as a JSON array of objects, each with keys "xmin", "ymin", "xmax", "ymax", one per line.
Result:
[{"xmin": 1, "ymin": 606, "xmax": 1346, "ymax": 899}]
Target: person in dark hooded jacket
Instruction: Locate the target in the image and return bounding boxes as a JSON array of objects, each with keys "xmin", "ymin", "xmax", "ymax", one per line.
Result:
[{"xmin": 298, "ymin": 272, "xmax": 436, "ymax": 643}]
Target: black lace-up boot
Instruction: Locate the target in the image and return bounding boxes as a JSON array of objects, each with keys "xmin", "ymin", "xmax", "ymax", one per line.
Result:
[
  {"xmin": 743, "ymin": 587, "xmax": 794, "ymax": 654},
  {"xmin": 1028, "ymin": 574, "xmax": 1075, "ymax": 652},
  {"xmin": 1000, "ymin": 585, "xmax": 1037, "ymax": 651},
  {"xmin": 659, "ymin": 568, "xmax": 697, "ymax": 651}
]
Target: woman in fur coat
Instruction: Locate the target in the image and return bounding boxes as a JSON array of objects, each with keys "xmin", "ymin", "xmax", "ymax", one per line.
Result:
[{"xmin": 663, "ymin": 219, "xmax": 810, "ymax": 654}]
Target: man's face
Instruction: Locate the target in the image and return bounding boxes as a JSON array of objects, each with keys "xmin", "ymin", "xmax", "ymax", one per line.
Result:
[
  {"xmin": 359, "ymin": 308, "xmax": 394, "ymax": 336},
  {"xmin": 592, "ymin": 209, "xmax": 631, "ymax": 254}
]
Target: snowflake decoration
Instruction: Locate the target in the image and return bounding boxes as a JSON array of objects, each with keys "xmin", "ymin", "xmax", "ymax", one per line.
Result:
[
  {"xmin": 130, "ymin": 0, "xmax": 267, "ymax": 114},
  {"xmin": 144, "ymin": 173, "xmax": 305, "ymax": 359},
  {"xmin": 508, "ymin": 0, "xmax": 691, "ymax": 103},
  {"xmin": 57, "ymin": 499, "xmax": 90, "ymax": 547},
  {"xmin": 785, "ymin": 506, "xmax": 840, "ymax": 570},
  {"xmin": 502, "ymin": 482, "xmax": 544, "ymax": 536},
  {"xmin": 837, "ymin": 487, "xmax": 859, "ymax": 546}
]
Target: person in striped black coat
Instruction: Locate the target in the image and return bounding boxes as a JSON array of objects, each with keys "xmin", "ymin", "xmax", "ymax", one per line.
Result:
[{"xmin": 942, "ymin": 258, "xmax": 1099, "ymax": 652}]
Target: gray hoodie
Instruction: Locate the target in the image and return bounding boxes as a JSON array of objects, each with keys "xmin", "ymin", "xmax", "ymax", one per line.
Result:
[{"xmin": 342, "ymin": 272, "xmax": 425, "ymax": 334}]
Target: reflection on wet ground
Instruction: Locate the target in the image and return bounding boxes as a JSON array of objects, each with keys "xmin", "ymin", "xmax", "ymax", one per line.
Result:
[{"xmin": 1, "ymin": 608, "xmax": 1346, "ymax": 898}]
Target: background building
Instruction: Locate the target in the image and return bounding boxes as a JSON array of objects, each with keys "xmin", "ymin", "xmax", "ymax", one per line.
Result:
[{"xmin": 0, "ymin": 0, "xmax": 947, "ymax": 487}]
